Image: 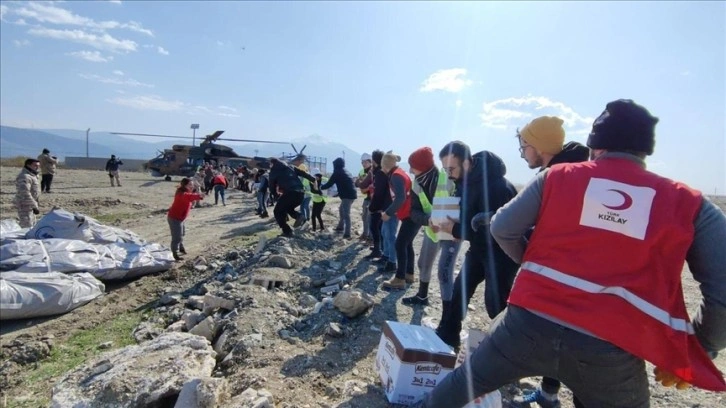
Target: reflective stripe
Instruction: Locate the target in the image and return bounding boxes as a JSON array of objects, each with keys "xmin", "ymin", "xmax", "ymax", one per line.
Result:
[{"xmin": 522, "ymin": 261, "xmax": 695, "ymax": 335}]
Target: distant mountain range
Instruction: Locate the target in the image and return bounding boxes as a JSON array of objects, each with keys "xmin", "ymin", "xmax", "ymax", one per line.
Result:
[{"xmin": 0, "ymin": 126, "xmax": 363, "ymax": 173}]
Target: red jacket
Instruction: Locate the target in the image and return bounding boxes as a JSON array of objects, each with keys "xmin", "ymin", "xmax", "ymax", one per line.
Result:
[
  {"xmin": 509, "ymin": 158, "xmax": 725, "ymax": 391},
  {"xmin": 212, "ymin": 174, "xmax": 228, "ymax": 187},
  {"xmin": 167, "ymin": 190, "xmax": 204, "ymax": 221},
  {"xmin": 389, "ymin": 167, "xmax": 412, "ymax": 220}
]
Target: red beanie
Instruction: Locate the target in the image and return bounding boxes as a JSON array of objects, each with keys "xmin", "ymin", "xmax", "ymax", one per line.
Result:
[{"xmin": 408, "ymin": 147, "xmax": 435, "ymax": 172}]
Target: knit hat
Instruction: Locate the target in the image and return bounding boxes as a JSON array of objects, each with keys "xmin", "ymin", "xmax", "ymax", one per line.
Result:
[
  {"xmin": 360, "ymin": 153, "xmax": 372, "ymax": 162},
  {"xmin": 381, "ymin": 151, "xmax": 401, "ymax": 170},
  {"xmin": 519, "ymin": 116, "xmax": 565, "ymax": 155},
  {"xmin": 297, "ymin": 163, "xmax": 309, "ymax": 172},
  {"xmin": 371, "ymin": 150, "xmax": 384, "ymax": 166},
  {"xmin": 42, "ymin": 148, "xmax": 50, "ymax": 154},
  {"xmin": 587, "ymin": 99, "xmax": 658, "ymax": 155},
  {"xmin": 408, "ymin": 147, "xmax": 435, "ymax": 172}
]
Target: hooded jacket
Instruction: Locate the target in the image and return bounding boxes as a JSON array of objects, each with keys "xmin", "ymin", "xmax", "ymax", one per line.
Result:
[
  {"xmin": 268, "ymin": 160, "xmax": 315, "ymax": 195},
  {"xmin": 544, "ymin": 141, "xmax": 590, "ymax": 171},
  {"xmin": 452, "ymin": 151, "xmax": 517, "ymax": 247},
  {"xmin": 320, "ymin": 158, "xmax": 357, "ymax": 200},
  {"xmin": 368, "ymin": 167, "xmax": 391, "ymax": 213}
]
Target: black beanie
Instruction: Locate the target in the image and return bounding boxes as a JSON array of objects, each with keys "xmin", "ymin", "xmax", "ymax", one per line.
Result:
[
  {"xmin": 587, "ymin": 99, "xmax": 659, "ymax": 156},
  {"xmin": 371, "ymin": 150, "xmax": 384, "ymax": 166}
]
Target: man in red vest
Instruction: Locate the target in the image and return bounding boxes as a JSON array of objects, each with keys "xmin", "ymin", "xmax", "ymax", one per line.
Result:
[{"xmin": 416, "ymin": 99, "xmax": 726, "ymax": 407}]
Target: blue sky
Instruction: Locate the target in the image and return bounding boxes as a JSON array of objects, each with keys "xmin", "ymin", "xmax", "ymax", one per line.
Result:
[{"xmin": 1, "ymin": 1, "xmax": 724, "ymax": 193}]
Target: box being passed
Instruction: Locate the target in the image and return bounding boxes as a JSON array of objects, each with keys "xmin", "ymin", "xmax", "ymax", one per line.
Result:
[
  {"xmin": 374, "ymin": 321, "xmax": 457, "ymax": 405},
  {"xmin": 430, "ymin": 196, "xmax": 460, "ymax": 241}
]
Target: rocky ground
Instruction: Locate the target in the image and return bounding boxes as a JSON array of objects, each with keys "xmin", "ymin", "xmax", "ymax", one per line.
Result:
[{"xmin": 0, "ymin": 166, "xmax": 724, "ymax": 408}]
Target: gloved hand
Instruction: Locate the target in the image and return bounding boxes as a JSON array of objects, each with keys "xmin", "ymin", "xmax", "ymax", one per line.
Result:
[
  {"xmin": 471, "ymin": 211, "xmax": 494, "ymax": 232},
  {"xmin": 654, "ymin": 367, "xmax": 690, "ymax": 390},
  {"xmin": 32, "ymin": 208, "xmax": 40, "ymax": 215}
]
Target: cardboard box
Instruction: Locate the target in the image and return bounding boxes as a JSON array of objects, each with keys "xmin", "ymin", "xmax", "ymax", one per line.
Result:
[
  {"xmin": 430, "ymin": 196, "xmax": 460, "ymax": 240},
  {"xmin": 456, "ymin": 329, "xmax": 502, "ymax": 408},
  {"xmin": 374, "ymin": 321, "xmax": 457, "ymax": 405}
]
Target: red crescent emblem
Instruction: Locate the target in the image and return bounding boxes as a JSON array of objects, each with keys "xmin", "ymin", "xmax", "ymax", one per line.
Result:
[{"xmin": 603, "ymin": 189, "xmax": 633, "ymax": 211}]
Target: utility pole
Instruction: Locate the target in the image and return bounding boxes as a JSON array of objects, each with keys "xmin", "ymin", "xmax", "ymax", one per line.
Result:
[
  {"xmin": 191, "ymin": 123, "xmax": 200, "ymax": 145},
  {"xmin": 86, "ymin": 128, "xmax": 91, "ymax": 157}
]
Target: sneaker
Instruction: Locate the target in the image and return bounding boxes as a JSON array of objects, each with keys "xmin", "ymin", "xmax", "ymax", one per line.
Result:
[
  {"xmin": 179, "ymin": 245, "xmax": 187, "ymax": 255},
  {"xmin": 172, "ymin": 252, "xmax": 184, "ymax": 261},
  {"xmin": 342, "ymin": 234, "xmax": 351, "ymax": 239},
  {"xmin": 364, "ymin": 251, "xmax": 382, "ymax": 259},
  {"xmin": 293, "ymin": 214, "xmax": 307, "ymax": 228},
  {"xmin": 378, "ymin": 261, "xmax": 397, "ymax": 273},
  {"xmin": 512, "ymin": 389, "xmax": 561, "ymax": 408},
  {"xmin": 402, "ymin": 295, "xmax": 429, "ymax": 306}
]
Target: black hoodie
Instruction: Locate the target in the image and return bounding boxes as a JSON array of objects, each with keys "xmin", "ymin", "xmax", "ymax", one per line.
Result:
[
  {"xmin": 452, "ymin": 151, "xmax": 517, "ymax": 246},
  {"xmin": 268, "ymin": 160, "xmax": 315, "ymax": 194},
  {"xmin": 543, "ymin": 141, "xmax": 590, "ymax": 171},
  {"xmin": 320, "ymin": 158, "xmax": 357, "ymax": 199}
]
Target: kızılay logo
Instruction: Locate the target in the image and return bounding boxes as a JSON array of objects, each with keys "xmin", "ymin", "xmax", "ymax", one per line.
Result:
[
  {"xmin": 415, "ymin": 362, "xmax": 441, "ymax": 375},
  {"xmin": 602, "ymin": 189, "xmax": 633, "ymax": 211}
]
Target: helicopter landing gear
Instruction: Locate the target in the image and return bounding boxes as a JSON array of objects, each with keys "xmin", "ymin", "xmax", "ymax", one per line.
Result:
[{"xmin": 164, "ymin": 175, "xmax": 172, "ymax": 181}]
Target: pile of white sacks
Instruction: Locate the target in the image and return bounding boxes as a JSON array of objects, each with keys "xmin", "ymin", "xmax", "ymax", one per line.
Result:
[{"xmin": 0, "ymin": 208, "xmax": 174, "ymax": 320}]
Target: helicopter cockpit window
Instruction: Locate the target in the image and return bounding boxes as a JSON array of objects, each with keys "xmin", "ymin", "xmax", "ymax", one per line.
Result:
[{"xmin": 165, "ymin": 153, "xmax": 176, "ymax": 162}]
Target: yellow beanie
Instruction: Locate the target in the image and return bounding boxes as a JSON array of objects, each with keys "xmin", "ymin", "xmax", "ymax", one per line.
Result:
[
  {"xmin": 519, "ymin": 116, "xmax": 565, "ymax": 155},
  {"xmin": 297, "ymin": 163, "xmax": 309, "ymax": 172}
]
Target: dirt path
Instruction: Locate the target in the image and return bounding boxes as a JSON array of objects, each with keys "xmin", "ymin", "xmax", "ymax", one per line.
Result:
[{"xmin": 1, "ymin": 166, "xmax": 724, "ymax": 408}]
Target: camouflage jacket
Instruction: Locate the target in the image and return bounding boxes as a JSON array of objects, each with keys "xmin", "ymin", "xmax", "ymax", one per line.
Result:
[
  {"xmin": 38, "ymin": 153, "xmax": 57, "ymax": 175},
  {"xmin": 15, "ymin": 167, "xmax": 40, "ymax": 209}
]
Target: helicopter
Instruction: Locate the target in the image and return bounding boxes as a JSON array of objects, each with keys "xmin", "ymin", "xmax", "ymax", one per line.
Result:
[{"xmin": 110, "ymin": 130, "xmax": 304, "ymax": 181}]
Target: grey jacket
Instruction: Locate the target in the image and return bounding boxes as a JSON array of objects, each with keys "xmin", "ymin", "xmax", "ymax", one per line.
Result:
[{"xmin": 490, "ymin": 152, "xmax": 726, "ymax": 356}]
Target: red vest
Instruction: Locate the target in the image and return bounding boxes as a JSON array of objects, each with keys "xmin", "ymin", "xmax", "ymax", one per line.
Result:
[
  {"xmin": 389, "ymin": 167, "xmax": 412, "ymax": 220},
  {"xmin": 508, "ymin": 158, "xmax": 725, "ymax": 391}
]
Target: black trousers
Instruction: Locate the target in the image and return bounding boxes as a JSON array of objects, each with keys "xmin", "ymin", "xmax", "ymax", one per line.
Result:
[
  {"xmin": 437, "ymin": 243, "xmax": 519, "ymax": 347},
  {"xmin": 369, "ymin": 212, "xmax": 383, "ymax": 254},
  {"xmin": 311, "ymin": 201, "xmax": 326, "ymax": 230},
  {"xmin": 394, "ymin": 218, "xmax": 421, "ymax": 279},
  {"xmin": 41, "ymin": 174, "xmax": 53, "ymax": 192},
  {"xmin": 273, "ymin": 191, "xmax": 304, "ymax": 234}
]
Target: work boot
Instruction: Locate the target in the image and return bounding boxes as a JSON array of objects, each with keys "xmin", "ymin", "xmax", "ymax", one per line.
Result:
[
  {"xmin": 172, "ymin": 252, "xmax": 184, "ymax": 261},
  {"xmin": 382, "ymin": 277, "xmax": 406, "ymax": 290},
  {"xmin": 179, "ymin": 245, "xmax": 187, "ymax": 255},
  {"xmin": 405, "ymin": 273, "xmax": 415, "ymax": 284},
  {"xmin": 512, "ymin": 389, "xmax": 561, "ymax": 408},
  {"xmin": 365, "ymin": 251, "xmax": 382, "ymax": 259}
]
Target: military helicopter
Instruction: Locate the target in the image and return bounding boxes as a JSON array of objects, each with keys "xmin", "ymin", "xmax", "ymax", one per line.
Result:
[{"xmin": 110, "ymin": 130, "xmax": 296, "ymax": 180}]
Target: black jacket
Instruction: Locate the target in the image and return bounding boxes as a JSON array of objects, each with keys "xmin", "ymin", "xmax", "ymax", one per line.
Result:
[
  {"xmin": 368, "ymin": 167, "xmax": 391, "ymax": 213},
  {"xmin": 408, "ymin": 166, "xmax": 440, "ymax": 227},
  {"xmin": 544, "ymin": 141, "xmax": 590, "ymax": 171},
  {"xmin": 320, "ymin": 158, "xmax": 357, "ymax": 200},
  {"xmin": 452, "ymin": 151, "xmax": 517, "ymax": 247},
  {"xmin": 268, "ymin": 160, "xmax": 315, "ymax": 195}
]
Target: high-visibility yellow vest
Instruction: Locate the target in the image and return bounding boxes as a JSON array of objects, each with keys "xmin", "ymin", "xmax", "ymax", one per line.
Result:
[
  {"xmin": 413, "ymin": 169, "xmax": 450, "ymax": 242},
  {"xmin": 301, "ymin": 178, "xmax": 313, "ymax": 197},
  {"xmin": 312, "ymin": 177, "xmax": 329, "ymax": 203}
]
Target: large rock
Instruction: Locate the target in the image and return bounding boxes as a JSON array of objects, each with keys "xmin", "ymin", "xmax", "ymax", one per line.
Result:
[
  {"xmin": 51, "ymin": 332, "xmax": 216, "ymax": 408},
  {"xmin": 333, "ymin": 290, "xmax": 375, "ymax": 318}
]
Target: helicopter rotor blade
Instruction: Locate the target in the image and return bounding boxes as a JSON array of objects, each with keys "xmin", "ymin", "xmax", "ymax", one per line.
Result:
[
  {"xmin": 299, "ymin": 145, "xmax": 307, "ymax": 155},
  {"xmin": 218, "ymin": 138, "xmax": 289, "ymax": 145},
  {"xmin": 110, "ymin": 132, "xmax": 190, "ymax": 139}
]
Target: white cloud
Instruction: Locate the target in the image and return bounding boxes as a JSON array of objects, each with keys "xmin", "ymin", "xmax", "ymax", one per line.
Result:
[
  {"xmin": 11, "ymin": 2, "xmax": 153, "ymax": 36},
  {"xmin": 217, "ymin": 105, "xmax": 237, "ymax": 112},
  {"xmin": 66, "ymin": 50, "xmax": 113, "ymax": 62},
  {"xmin": 80, "ymin": 73, "xmax": 153, "ymax": 87},
  {"xmin": 480, "ymin": 95, "xmax": 595, "ymax": 136},
  {"xmin": 0, "ymin": 5, "xmax": 8, "ymax": 21},
  {"xmin": 108, "ymin": 0, "xmax": 123, "ymax": 4},
  {"xmin": 188, "ymin": 105, "xmax": 240, "ymax": 118},
  {"xmin": 108, "ymin": 95, "xmax": 185, "ymax": 111},
  {"xmin": 29, "ymin": 27, "xmax": 137, "ymax": 53},
  {"xmin": 420, "ymin": 68, "xmax": 473, "ymax": 93},
  {"xmin": 157, "ymin": 46, "xmax": 169, "ymax": 55},
  {"xmin": 113, "ymin": 70, "xmax": 124, "ymax": 76},
  {"xmin": 13, "ymin": 39, "xmax": 31, "ymax": 47}
]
